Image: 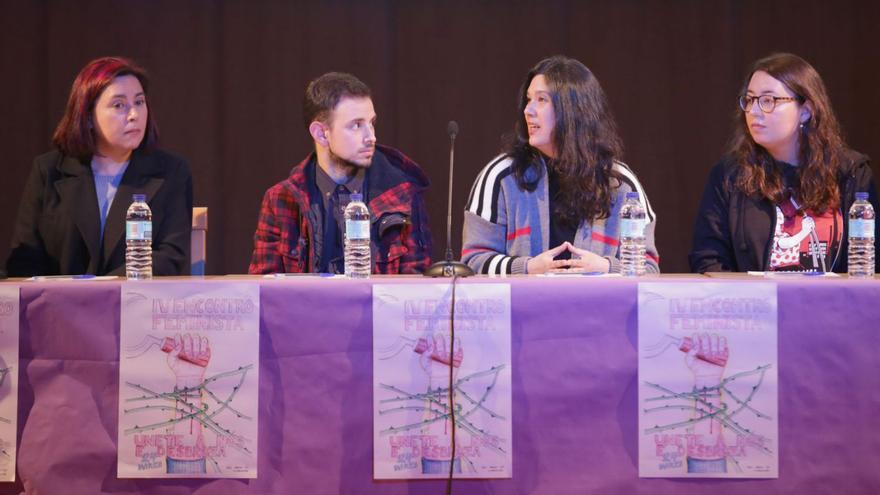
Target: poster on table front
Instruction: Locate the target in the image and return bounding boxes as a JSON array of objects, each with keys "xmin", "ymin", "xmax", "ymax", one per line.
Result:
[
  {"xmin": 118, "ymin": 282, "xmax": 259, "ymax": 478},
  {"xmin": 638, "ymin": 282, "xmax": 778, "ymax": 478},
  {"xmin": 373, "ymin": 283, "xmax": 512, "ymax": 479},
  {"xmin": 0, "ymin": 286, "xmax": 19, "ymax": 482}
]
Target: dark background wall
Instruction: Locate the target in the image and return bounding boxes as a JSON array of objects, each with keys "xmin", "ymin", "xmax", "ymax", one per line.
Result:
[{"xmin": 2, "ymin": 0, "xmax": 878, "ymax": 275}]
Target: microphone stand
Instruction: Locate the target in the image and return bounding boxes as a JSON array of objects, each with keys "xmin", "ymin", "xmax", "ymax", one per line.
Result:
[{"xmin": 424, "ymin": 121, "xmax": 474, "ymax": 277}]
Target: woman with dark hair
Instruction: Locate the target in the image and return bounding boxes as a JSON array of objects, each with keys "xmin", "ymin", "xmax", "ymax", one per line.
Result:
[
  {"xmin": 690, "ymin": 53, "xmax": 878, "ymax": 273},
  {"xmin": 7, "ymin": 56, "xmax": 192, "ymax": 276},
  {"xmin": 462, "ymin": 55, "xmax": 658, "ymax": 275}
]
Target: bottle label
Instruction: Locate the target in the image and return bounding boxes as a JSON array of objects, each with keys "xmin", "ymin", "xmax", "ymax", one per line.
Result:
[
  {"xmin": 620, "ymin": 218, "xmax": 646, "ymax": 238},
  {"xmin": 345, "ymin": 220, "xmax": 370, "ymax": 240},
  {"xmin": 126, "ymin": 221, "xmax": 153, "ymax": 241},
  {"xmin": 849, "ymin": 219, "xmax": 875, "ymax": 239}
]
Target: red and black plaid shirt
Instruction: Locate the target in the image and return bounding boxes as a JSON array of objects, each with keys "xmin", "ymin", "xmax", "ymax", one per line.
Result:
[{"xmin": 249, "ymin": 145, "xmax": 432, "ymax": 274}]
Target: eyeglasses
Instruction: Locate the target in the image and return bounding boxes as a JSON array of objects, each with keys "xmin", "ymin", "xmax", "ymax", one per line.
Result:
[{"xmin": 738, "ymin": 94, "xmax": 800, "ymax": 113}]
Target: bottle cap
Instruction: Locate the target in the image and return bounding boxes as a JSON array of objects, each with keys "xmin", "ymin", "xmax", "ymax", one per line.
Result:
[
  {"xmin": 625, "ymin": 191, "xmax": 639, "ymax": 200},
  {"xmin": 132, "ymin": 194, "xmax": 146, "ymax": 202},
  {"xmin": 855, "ymin": 192, "xmax": 869, "ymax": 201},
  {"xmin": 350, "ymin": 193, "xmax": 363, "ymax": 202}
]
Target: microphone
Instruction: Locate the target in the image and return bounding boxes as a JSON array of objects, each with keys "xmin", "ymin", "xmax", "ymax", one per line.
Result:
[
  {"xmin": 447, "ymin": 120, "xmax": 458, "ymax": 140},
  {"xmin": 424, "ymin": 121, "xmax": 474, "ymax": 277}
]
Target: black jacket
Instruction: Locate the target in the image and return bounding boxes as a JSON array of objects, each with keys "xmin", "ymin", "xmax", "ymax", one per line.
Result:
[
  {"xmin": 689, "ymin": 150, "xmax": 878, "ymax": 273},
  {"xmin": 6, "ymin": 149, "xmax": 193, "ymax": 276}
]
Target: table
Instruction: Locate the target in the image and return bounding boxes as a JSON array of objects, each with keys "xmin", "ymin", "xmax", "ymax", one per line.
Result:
[{"xmin": 5, "ymin": 275, "xmax": 880, "ymax": 494}]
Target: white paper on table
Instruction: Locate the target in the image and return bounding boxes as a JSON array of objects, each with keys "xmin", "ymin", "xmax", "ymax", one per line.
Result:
[
  {"xmin": 0, "ymin": 286, "xmax": 19, "ymax": 482},
  {"xmin": 638, "ymin": 282, "xmax": 778, "ymax": 478},
  {"xmin": 373, "ymin": 283, "xmax": 512, "ymax": 479},
  {"xmin": 117, "ymin": 282, "xmax": 260, "ymax": 478}
]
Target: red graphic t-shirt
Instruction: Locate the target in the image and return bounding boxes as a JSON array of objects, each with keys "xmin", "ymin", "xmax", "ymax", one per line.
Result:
[{"xmin": 769, "ymin": 197, "xmax": 842, "ymax": 271}]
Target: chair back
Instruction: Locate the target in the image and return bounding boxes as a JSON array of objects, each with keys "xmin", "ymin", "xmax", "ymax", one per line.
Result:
[{"xmin": 191, "ymin": 207, "xmax": 208, "ymax": 275}]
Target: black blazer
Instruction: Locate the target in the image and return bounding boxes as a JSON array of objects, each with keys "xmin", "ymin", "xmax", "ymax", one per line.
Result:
[{"xmin": 6, "ymin": 149, "xmax": 193, "ymax": 276}]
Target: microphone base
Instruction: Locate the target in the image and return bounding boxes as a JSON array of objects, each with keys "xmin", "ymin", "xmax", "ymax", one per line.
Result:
[{"xmin": 423, "ymin": 260, "xmax": 475, "ymax": 278}]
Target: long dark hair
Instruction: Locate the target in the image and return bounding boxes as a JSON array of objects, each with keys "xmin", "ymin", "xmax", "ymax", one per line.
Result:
[
  {"xmin": 506, "ymin": 55, "xmax": 623, "ymax": 224},
  {"xmin": 52, "ymin": 56, "xmax": 159, "ymax": 161},
  {"xmin": 730, "ymin": 53, "xmax": 844, "ymax": 212}
]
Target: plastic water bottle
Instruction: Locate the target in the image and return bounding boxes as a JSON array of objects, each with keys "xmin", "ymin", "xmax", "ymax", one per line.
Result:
[
  {"xmin": 848, "ymin": 192, "xmax": 875, "ymax": 278},
  {"xmin": 344, "ymin": 193, "xmax": 371, "ymax": 278},
  {"xmin": 125, "ymin": 194, "xmax": 153, "ymax": 280},
  {"xmin": 619, "ymin": 191, "xmax": 647, "ymax": 276}
]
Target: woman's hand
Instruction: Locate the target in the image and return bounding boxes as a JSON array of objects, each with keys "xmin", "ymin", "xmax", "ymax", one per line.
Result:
[
  {"xmin": 527, "ymin": 242, "xmax": 611, "ymax": 274},
  {"xmin": 526, "ymin": 243, "xmax": 571, "ymax": 274},
  {"xmin": 546, "ymin": 242, "xmax": 611, "ymax": 273}
]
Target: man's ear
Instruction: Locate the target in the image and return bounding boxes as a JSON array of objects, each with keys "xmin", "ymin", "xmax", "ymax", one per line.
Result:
[{"xmin": 309, "ymin": 121, "xmax": 329, "ymax": 147}]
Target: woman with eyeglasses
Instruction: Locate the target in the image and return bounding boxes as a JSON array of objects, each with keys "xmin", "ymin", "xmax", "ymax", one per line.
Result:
[
  {"xmin": 6, "ymin": 57, "xmax": 193, "ymax": 277},
  {"xmin": 689, "ymin": 53, "xmax": 878, "ymax": 273}
]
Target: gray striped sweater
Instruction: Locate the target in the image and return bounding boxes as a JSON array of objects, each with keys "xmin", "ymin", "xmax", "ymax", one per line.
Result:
[{"xmin": 461, "ymin": 155, "xmax": 659, "ymax": 274}]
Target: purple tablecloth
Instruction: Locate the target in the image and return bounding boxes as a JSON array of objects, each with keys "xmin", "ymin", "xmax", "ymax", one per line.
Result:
[{"xmin": 4, "ymin": 275, "xmax": 879, "ymax": 494}]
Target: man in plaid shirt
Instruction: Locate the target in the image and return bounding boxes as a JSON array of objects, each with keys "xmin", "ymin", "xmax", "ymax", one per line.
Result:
[{"xmin": 248, "ymin": 72, "xmax": 432, "ymax": 274}]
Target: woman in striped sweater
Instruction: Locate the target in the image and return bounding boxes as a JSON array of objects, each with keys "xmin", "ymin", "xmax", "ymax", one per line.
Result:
[{"xmin": 461, "ymin": 55, "xmax": 659, "ymax": 275}]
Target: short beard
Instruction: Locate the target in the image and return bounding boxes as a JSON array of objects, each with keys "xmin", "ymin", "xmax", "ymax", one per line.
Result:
[{"xmin": 328, "ymin": 147, "xmax": 372, "ymax": 171}]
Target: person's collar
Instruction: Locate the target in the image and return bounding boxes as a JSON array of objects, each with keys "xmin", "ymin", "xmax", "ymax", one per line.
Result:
[
  {"xmin": 345, "ymin": 167, "xmax": 365, "ymax": 194},
  {"xmin": 315, "ymin": 163, "xmax": 365, "ymax": 197},
  {"xmin": 90, "ymin": 157, "xmax": 130, "ymax": 177}
]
